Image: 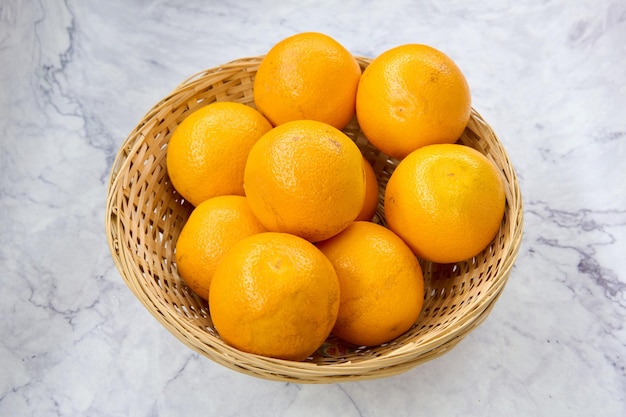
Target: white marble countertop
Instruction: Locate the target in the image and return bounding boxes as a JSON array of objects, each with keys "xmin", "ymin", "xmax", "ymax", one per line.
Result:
[{"xmin": 2, "ymin": 0, "xmax": 625, "ymax": 415}]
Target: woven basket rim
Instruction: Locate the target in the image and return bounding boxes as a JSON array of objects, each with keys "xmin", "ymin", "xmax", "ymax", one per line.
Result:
[{"xmin": 105, "ymin": 55, "xmax": 524, "ymax": 383}]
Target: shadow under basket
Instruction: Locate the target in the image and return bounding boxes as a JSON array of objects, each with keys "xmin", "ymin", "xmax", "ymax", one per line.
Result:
[{"xmin": 105, "ymin": 56, "xmax": 524, "ymax": 383}]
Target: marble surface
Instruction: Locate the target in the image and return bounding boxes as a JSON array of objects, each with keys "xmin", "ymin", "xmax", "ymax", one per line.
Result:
[{"xmin": 1, "ymin": 0, "xmax": 625, "ymax": 415}]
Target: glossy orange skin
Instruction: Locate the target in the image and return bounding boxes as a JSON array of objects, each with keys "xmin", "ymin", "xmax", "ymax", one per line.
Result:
[
  {"xmin": 356, "ymin": 44, "xmax": 471, "ymax": 159},
  {"xmin": 175, "ymin": 195, "xmax": 267, "ymax": 300},
  {"xmin": 384, "ymin": 144, "xmax": 506, "ymax": 263},
  {"xmin": 166, "ymin": 102, "xmax": 272, "ymax": 206},
  {"xmin": 244, "ymin": 120, "xmax": 366, "ymax": 242},
  {"xmin": 209, "ymin": 232, "xmax": 340, "ymax": 361},
  {"xmin": 253, "ymin": 32, "xmax": 362, "ymax": 129},
  {"xmin": 317, "ymin": 221, "xmax": 425, "ymax": 346},
  {"xmin": 355, "ymin": 156, "xmax": 380, "ymax": 221}
]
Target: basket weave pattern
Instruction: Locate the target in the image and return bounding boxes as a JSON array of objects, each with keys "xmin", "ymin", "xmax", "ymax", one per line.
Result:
[{"xmin": 105, "ymin": 56, "xmax": 524, "ymax": 383}]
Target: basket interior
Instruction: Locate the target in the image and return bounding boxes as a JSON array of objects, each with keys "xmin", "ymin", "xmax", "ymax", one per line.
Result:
[{"xmin": 106, "ymin": 57, "xmax": 523, "ymax": 379}]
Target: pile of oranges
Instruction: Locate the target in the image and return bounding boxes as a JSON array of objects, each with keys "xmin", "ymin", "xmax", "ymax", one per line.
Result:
[{"xmin": 166, "ymin": 32, "xmax": 506, "ymax": 361}]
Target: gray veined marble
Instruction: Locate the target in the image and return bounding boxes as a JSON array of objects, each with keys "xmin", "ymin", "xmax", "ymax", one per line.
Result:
[{"xmin": 1, "ymin": 0, "xmax": 625, "ymax": 416}]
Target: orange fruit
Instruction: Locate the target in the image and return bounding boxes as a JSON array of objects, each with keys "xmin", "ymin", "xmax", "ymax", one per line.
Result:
[
  {"xmin": 384, "ymin": 143, "xmax": 506, "ymax": 264},
  {"xmin": 244, "ymin": 119, "xmax": 366, "ymax": 242},
  {"xmin": 356, "ymin": 44, "xmax": 471, "ymax": 159},
  {"xmin": 209, "ymin": 232, "xmax": 340, "ymax": 361},
  {"xmin": 166, "ymin": 101, "xmax": 272, "ymax": 206},
  {"xmin": 355, "ymin": 156, "xmax": 379, "ymax": 221},
  {"xmin": 174, "ymin": 195, "xmax": 268, "ymax": 300},
  {"xmin": 253, "ymin": 32, "xmax": 362, "ymax": 129},
  {"xmin": 317, "ymin": 221, "xmax": 424, "ymax": 347}
]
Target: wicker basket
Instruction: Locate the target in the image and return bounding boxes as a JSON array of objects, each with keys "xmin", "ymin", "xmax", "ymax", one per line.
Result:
[{"xmin": 105, "ymin": 56, "xmax": 524, "ymax": 383}]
